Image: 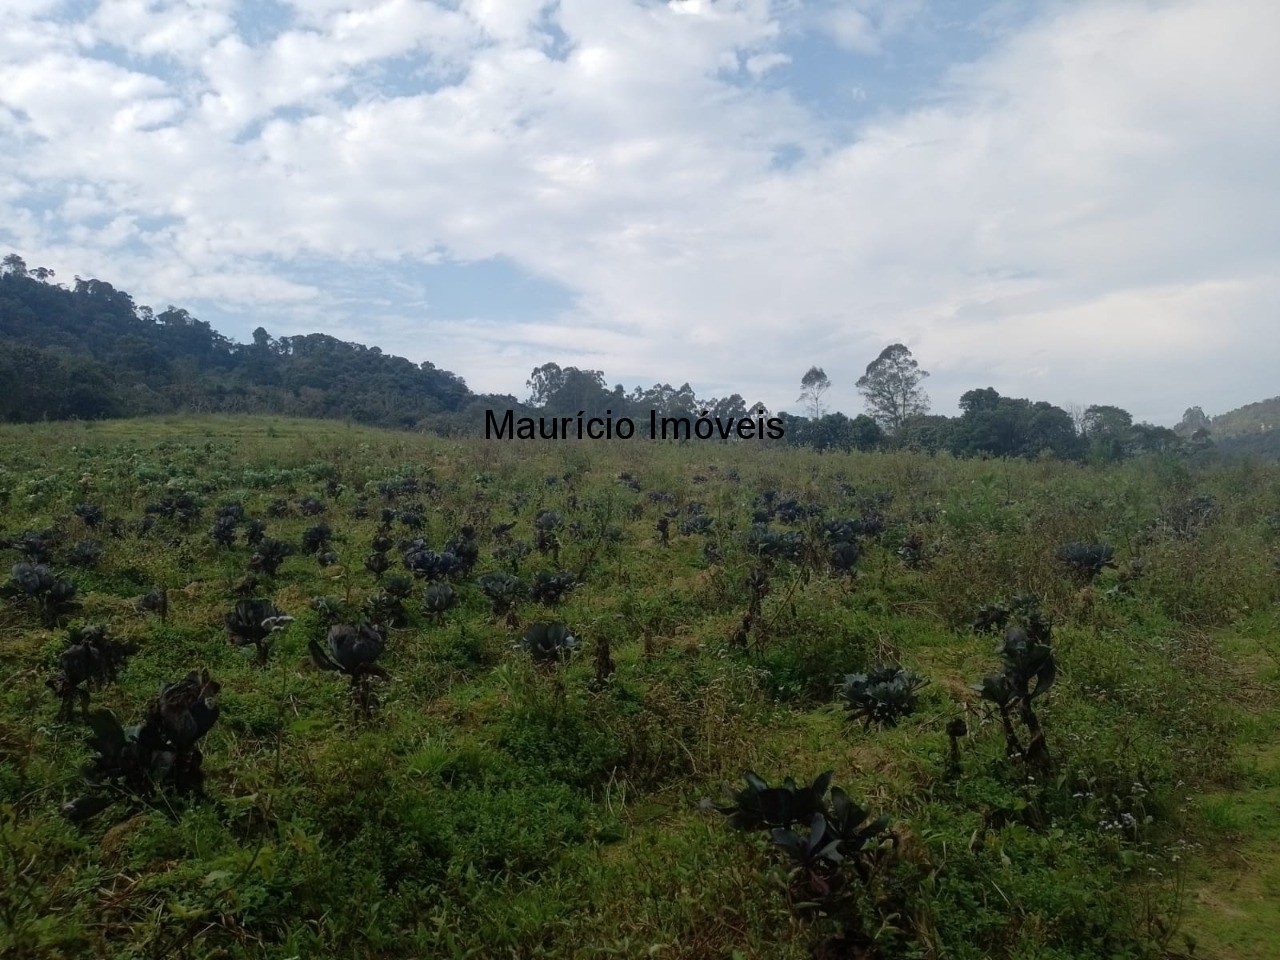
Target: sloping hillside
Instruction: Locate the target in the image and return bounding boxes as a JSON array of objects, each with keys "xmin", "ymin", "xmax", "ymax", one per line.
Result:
[
  {"xmin": 1212, "ymin": 397, "xmax": 1280, "ymax": 437},
  {"xmin": 0, "ymin": 263, "xmax": 490, "ymax": 428},
  {"xmin": 1212, "ymin": 398, "xmax": 1280, "ymax": 459}
]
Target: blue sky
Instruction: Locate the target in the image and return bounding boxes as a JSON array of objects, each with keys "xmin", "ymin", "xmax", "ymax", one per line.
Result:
[{"xmin": 1, "ymin": 0, "xmax": 1277, "ymax": 423}]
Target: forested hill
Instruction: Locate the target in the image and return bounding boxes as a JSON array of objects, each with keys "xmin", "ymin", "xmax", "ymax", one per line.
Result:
[
  {"xmin": 1174, "ymin": 398, "xmax": 1280, "ymax": 460},
  {"xmin": 1208, "ymin": 397, "xmax": 1280, "ymax": 458},
  {"xmin": 0, "ymin": 263, "xmax": 496, "ymax": 429}
]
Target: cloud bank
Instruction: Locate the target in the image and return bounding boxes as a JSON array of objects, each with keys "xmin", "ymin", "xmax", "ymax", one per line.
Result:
[{"xmin": 1, "ymin": 0, "xmax": 1276, "ymax": 422}]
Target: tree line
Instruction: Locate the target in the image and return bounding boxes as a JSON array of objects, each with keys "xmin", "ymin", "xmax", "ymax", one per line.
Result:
[
  {"xmin": 0, "ymin": 253, "xmax": 1248, "ymax": 461},
  {"xmin": 520, "ymin": 347, "xmax": 1190, "ymax": 464}
]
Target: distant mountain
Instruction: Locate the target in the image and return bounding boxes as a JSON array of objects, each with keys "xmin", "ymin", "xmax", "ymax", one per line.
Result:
[{"xmin": 0, "ymin": 256, "xmax": 510, "ymax": 430}]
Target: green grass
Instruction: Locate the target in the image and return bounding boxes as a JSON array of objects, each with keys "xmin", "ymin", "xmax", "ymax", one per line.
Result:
[
  {"xmin": 1, "ymin": 414, "xmax": 1278, "ymax": 959},
  {"xmin": 1174, "ymin": 613, "xmax": 1280, "ymax": 960}
]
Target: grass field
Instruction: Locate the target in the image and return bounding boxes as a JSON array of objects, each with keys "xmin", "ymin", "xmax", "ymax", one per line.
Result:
[{"xmin": 1, "ymin": 415, "xmax": 1276, "ymax": 959}]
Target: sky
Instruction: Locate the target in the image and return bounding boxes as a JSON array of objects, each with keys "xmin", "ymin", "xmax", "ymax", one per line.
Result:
[{"xmin": 1, "ymin": 0, "xmax": 1277, "ymax": 424}]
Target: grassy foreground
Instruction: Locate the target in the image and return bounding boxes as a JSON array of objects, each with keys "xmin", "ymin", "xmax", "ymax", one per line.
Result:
[{"xmin": 0, "ymin": 415, "xmax": 1277, "ymax": 959}]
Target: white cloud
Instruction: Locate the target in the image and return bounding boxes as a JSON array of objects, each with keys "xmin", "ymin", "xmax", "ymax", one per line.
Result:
[
  {"xmin": 822, "ymin": 8, "xmax": 878, "ymax": 53},
  {"xmin": 808, "ymin": 0, "xmax": 926, "ymax": 55},
  {"xmin": 462, "ymin": 0, "xmax": 553, "ymax": 43},
  {"xmin": 0, "ymin": 0, "xmax": 1276, "ymax": 423},
  {"xmin": 745, "ymin": 50, "xmax": 789, "ymax": 75},
  {"xmin": 86, "ymin": 0, "xmax": 237, "ymax": 58}
]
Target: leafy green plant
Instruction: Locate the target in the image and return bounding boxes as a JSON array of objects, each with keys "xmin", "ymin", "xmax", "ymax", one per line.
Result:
[
  {"xmin": 45, "ymin": 624, "xmax": 135, "ymax": 720},
  {"xmin": 249, "ymin": 537, "xmax": 293, "ymax": 576},
  {"xmin": 493, "ymin": 539, "xmax": 531, "ymax": 574},
  {"xmin": 225, "ymin": 598, "xmax": 293, "ymax": 663},
  {"xmin": 243, "ymin": 518, "xmax": 267, "ymax": 546},
  {"xmin": 401, "ymin": 543, "xmax": 462, "ymax": 581},
  {"xmin": 65, "ymin": 540, "xmax": 102, "ymax": 569},
  {"xmin": 302, "ymin": 521, "xmax": 333, "ymax": 553},
  {"xmin": 145, "ymin": 490, "xmax": 202, "ymax": 526},
  {"xmin": 520, "ymin": 621, "xmax": 579, "ymax": 666},
  {"xmin": 973, "ymin": 594, "xmax": 1051, "ymax": 639},
  {"xmin": 730, "ymin": 565, "xmax": 770, "ymax": 648},
  {"xmin": 478, "ymin": 571, "xmax": 524, "ymax": 623},
  {"xmin": 443, "ymin": 527, "xmax": 480, "ymax": 576},
  {"xmin": 680, "ymin": 514, "xmax": 714, "ymax": 536},
  {"xmin": 529, "ymin": 570, "xmax": 577, "ymax": 606},
  {"xmin": 747, "ymin": 523, "xmax": 804, "ymax": 564},
  {"xmin": 704, "ymin": 772, "xmax": 891, "ymax": 901},
  {"xmin": 422, "ymin": 581, "xmax": 459, "ymax": 622},
  {"xmin": 1056, "ymin": 541, "xmax": 1117, "ymax": 581},
  {"xmin": 72, "ymin": 503, "xmax": 104, "ymax": 527},
  {"xmin": 896, "ymin": 531, "xmax": 928, "ymax": 569},
  {"xmin": 298, "ymin": 496, "xmax": 328, "ymax": 516},
  {"xmin": 310, "ymin": 594, "xmax": 345, "ymax": 625},
  {"xmin": 977, "ymin": 623, "xmax": 1056, "ymax": 770},
  {"xmin": 971, "ymin": 602, "xmax": 1010, "ymax": 634},
  {"xmin": 3, "ymin": 562, "xmax": 79, "ymax": 624},
  {"xmin": 702, "ymin": 770, "xmax": 833, "ymax": 831},
  {"xmin": 381, "ymin": 574, "xmax": 413, "ymax": 598},
  {"xmin": 771, "ymin": 811, "xmax": 844, "ymax": 894},
  {"xmin": 365, "ymin": 550, "xmax": 392, "ymax": 580},
  {"xmin": 823, "ymin": 787, "xmax": 890, "ymax": 860},
  {"xmin": 134, "ymin": 586, "xmax": 168, "ymax": 622},
  {"xmin": 62, "ymin": 669, "xmax": 221, "ymax": 823},
  {"xmin": 309, "ymin": 622, "xmax": 389, "ymax": 713},
  {"xmin": 837, "ymin": 665, "xmax": 927, "ymax": 727},
  {"xmin": 829, "ymin": 538, "xmax": 859, "ymax": 575},
  {"xmin": 534, "ymin": 510, "xmax": 563, "ymax": 562},
  {"xmin": 365, "ymin": 589, "xmax": 409, "ymax": 628},
  {"xmin": 209, "ymin": 514, "xmax": 239, "ymax": 548},
  {"xmin": 6, "ymin": 529, "xmax": 58, "ymax": 563}
]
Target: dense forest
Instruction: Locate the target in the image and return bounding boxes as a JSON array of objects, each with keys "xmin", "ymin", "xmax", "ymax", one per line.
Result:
[
  {"xmin": 0, "ymin": 255, "xmax": 483, "ymax": 429},
  {"xmin": 2, "ymin": 253, "xmax": 1275, "ymax": 460}
]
